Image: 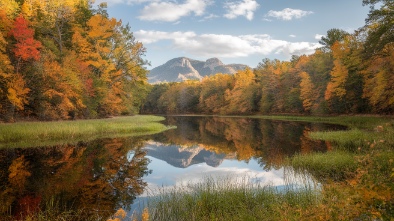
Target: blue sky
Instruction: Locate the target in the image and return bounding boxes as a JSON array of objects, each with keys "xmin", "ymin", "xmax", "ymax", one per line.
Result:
[{"xmin": 96, "ymin": 0, "xmax": 370, "ymax": 68}]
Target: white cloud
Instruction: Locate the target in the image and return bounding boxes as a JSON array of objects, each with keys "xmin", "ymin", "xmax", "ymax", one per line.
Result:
[
  {"xmin": 134, "ymin": 30, "xmax": 197, "ymax": 44},
  {"xmin": 224, "ymin": 0, "xmax": 259, "ymax": 21},
  {"xmin": 275, "ymin": 41, "xmax": 321, "ymax": 57},
  {"xmin": 314, "ymin": 34, "xmax": 325, "ymax": 40},
  {"xmin": 199, "ymin": 14, "xmax": 220, "ymax": 22},
  {"xmin": 266, "ymin": 8, "xmax": 313, "ymax": 21},
  {"xmin": 289, "ymin": 34, "xmax": 296, "ymax": 38},
  {"xmin": 135, "ymin": 30, "xmax": 321, "ymax": 59},
  {"xmin": 138, "ymin": 0, "xmax": 210, "ymax": 22}
]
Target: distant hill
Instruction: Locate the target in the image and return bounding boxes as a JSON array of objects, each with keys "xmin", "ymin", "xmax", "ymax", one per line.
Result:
[{"xmin": 148, "ymin": 57, "xmax": 248, "ymax": 83}]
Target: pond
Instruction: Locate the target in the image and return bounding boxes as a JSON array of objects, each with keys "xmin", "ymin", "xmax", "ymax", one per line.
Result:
[{"xmin": 0, "ymin": 116, "xmax": 346, "ymax": 219}]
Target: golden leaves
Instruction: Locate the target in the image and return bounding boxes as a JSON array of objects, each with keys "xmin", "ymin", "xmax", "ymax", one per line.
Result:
[
  {"xmin": 361, "ymin": 44, "xmax": 394, "ymax": 112},
  {"xmin": 325, "ymin": 42, "xmax": 349, "ymax": 101},
  {"xmin": 7, "ymin": 73, "xmax": 30, "ymax": 110},
  {"xmin": 8, "ymin": 155, "xmax": 31, "ymax": 191},
  {"xmin": 87, "ymin": 15, "xmax": 118, "ymax": 40},
  {"xmin": 299, "ymin": 71, "xmax": 314, "ymax": 112},
  {"xmin": 0, "ymin": 0, "xmax": 19, "ymax": 17}
]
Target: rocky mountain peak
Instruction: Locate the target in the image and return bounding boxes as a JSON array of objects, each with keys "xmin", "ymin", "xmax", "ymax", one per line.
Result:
[
  {"xmin": 169, "ymin": 57, "xmax": 192, "ymax": 68},
  {"xmin": 148, "ymin": 57, "xmax": 248, "ymax": 83},
  {"xmin": 203, "ymin": 57, "xmax": 224, "ymax": 71}
]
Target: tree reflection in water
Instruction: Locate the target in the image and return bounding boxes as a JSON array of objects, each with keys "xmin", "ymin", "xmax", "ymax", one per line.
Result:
[
  {"xmin": 152, "ymin": 116, "xmax": 345, "ymax": 170},
  {"xmin": 0, "ymin": 137, "xmax": 151, "ymax": 220}
]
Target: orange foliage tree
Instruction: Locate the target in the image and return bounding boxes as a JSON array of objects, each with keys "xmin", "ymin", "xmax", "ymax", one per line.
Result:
[{"xmin": 10, "ymin": 14, "xmax": 41, "ymax": 69}]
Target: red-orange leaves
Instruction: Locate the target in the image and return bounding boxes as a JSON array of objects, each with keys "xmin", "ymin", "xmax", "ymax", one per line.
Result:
[{"xmin": 10, "ymin": 15, "xmax": 41, "ymax": 61}]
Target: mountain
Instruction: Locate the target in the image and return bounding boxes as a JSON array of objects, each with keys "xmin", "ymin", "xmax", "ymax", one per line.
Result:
[
  {"xmin": 144, "ymin": 142, "xmax": 228, "ymax": 168},
  {"xmin": 148, "ymin": 57, "xmax": 249, "ymax": 83}
]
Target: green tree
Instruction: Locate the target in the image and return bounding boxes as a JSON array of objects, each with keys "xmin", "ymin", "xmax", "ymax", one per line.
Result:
[
  {"xmin": 112, "ymin": 23, "xmax": 149, "ymax": 114},
  {"xmin": 255, "ymin": 59, "xmax": 283, "ymax": 113},
  {"xmin": 319, "ymin": 28, "xmax": 349, "ymax": 52},
  {"xmin": 141, "ymin": 84, "xmax": 170, "ymax": 113},
  {"xmin": 362, "ymin": 0, "xmax": 394, "ymax": 56},
  {"xmin": 301, "ymin": 50, "xmax": 333, "ymax": 114}
]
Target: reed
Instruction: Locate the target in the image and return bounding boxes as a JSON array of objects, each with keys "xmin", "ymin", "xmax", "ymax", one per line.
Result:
[
  {"xmin": 146, "ymin": 176, "xmax": 320, "ymax": 221},
  {"xmin": 1, "ymin": 197, "xmax": 104, "ymax": 221}
]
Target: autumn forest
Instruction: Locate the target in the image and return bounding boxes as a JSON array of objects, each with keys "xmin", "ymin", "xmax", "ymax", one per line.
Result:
[
  {"xmin": 0, "ymin": 0, "xmax": 393, "ymax": 123},
  {"xmin": 0, "ymin": 0, "xmax": 149, "ymax": 122}
]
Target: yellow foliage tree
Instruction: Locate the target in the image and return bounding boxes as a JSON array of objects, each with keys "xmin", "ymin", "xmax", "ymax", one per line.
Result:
[
  {"xmin": 224, "ymin": 68, "xmax": 259, "ymax": 114},
  {"xmin": 199, "ymin": 73, "xmax": 234, "ymax": 114},
  {"xmin": 0, "ymin": 10, "xmax": 14, "ymax": 112},
  {"xmin": 299, "ymin": 71, "xmax": 315, "ymax": 112},
  {"xmin": 362, "ymin": 43, "xmax": 394, "ymax": 113},
  {"xmin": 0, "ymin": 0, "xmax": 19, "ymax": 17},
  {"xmin": 325, "ymin": 42, "xmax": 349, "ymax": 101},
  {"xmin": 38, "ymin": 51, "xmax": 85, "ymax": 119},
  {"xmin": 7, "ymin": 73, "xmax": 30, "ymax": 110}
]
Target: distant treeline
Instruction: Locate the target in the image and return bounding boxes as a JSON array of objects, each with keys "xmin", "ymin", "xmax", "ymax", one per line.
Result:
[
  {"xmin": 0, "ymin": 0, "xmax": 149, "ymax": 122},
  {"xmin": 142, "ymin": 0, "xmax": 394, "ymax": 115}
]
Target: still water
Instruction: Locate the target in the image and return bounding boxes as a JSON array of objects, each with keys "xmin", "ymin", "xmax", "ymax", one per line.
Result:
[{"xmin": 0, "ymin": 116, "xmax": 345, "ymax": 219}]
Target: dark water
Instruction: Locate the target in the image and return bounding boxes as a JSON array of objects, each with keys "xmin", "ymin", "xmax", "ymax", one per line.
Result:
[{"xmin": 0, "ymin": 116, "xmax": 346, "ymax": 219}]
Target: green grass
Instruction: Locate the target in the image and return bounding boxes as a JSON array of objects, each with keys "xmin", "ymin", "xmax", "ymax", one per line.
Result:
[
  {"xmin": 146, "ymin": 177, "xmax": 320, "ymax": 221},
  {"xmin": 289, "ymin": 151, "xmax": 358, "ymax": 181},
  {"xmin": 249, "ymin": 115, "xmax": 392, "ymax": 129},
  {"xmin": 0, "ymin": 115, "xmax": 174, "ymax": 148},
  {"xmin": 310, "ymin": 124, "xmax": 394, "ymax": 150}
]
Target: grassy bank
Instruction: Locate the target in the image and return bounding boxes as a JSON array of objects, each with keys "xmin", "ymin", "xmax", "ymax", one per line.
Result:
[
  {"xmin": 249, "ymin": 115, "xmax": 391, "ymax": 129},
  {"xmin": 284, "ymin": 115, "xmax": 394, "ymax": 219},
  {"xmin": 0, "ymin": 115, "xmax": 174, "ymax": 148}
]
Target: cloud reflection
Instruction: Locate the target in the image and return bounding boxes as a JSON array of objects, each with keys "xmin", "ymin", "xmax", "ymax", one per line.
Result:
[{"xmin": 139, "ymin": 141, "xmax": 288, "ymax": 196}]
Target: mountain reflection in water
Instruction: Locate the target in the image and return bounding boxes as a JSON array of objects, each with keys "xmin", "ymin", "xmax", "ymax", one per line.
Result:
[{"xmin": 0, "ymin": 116, "xmax": 346, "ymax": 219}]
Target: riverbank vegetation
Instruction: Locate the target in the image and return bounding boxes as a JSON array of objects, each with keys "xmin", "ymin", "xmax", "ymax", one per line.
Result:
[
  {"xmin": 0, "ymin": 115, "xmax": 172, "ymax": 148},
  {"xmin": 140, "ymin": 115, "xmax": 393, "ymax": 220}
]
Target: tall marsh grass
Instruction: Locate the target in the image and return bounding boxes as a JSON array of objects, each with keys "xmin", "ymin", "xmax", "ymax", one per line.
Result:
[
  {"xmin": 146, "ymin": 176, "xmax": 320, "ymax": 221},
  {"xmin": 0, "ymin": 115, "xmax": 174, "ymax": 148},
  {"xmin": 0, "ymin": 197, "xmax": 104, "ymax": 221}
]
